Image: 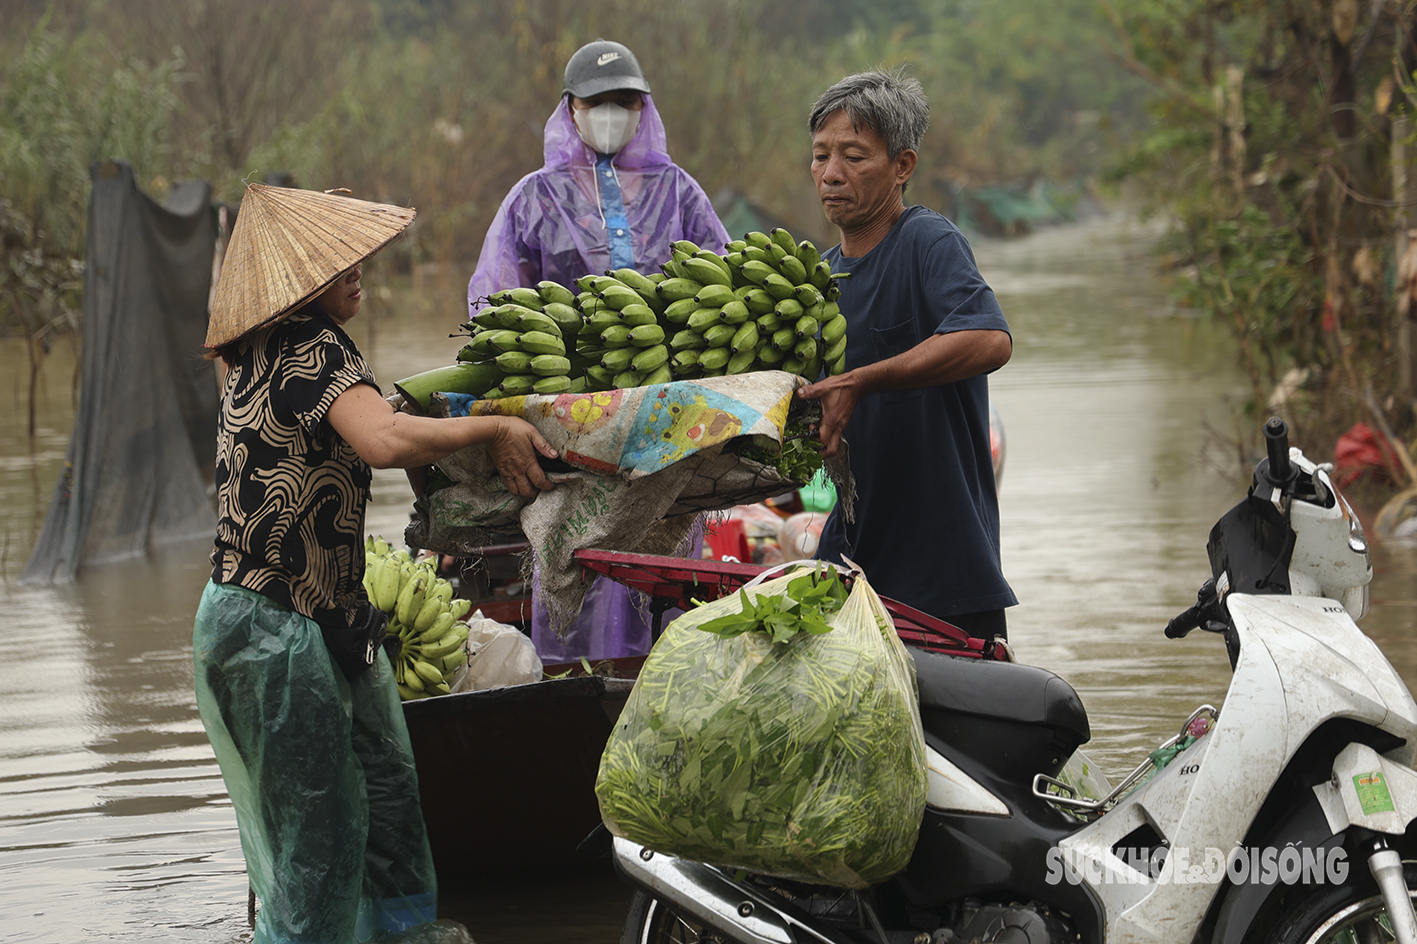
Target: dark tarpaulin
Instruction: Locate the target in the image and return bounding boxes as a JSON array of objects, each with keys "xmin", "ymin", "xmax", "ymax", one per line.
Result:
[{"xmin": 23, "ymin": 160, "xmax": 218, "ymax": 583}]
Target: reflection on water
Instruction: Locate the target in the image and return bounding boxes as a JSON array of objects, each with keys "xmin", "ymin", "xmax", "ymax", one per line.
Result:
[
  {"xmin": 2, "ymin": 214, "xmax": 1416, "ymax": 941},
  {"xmin": 983, "ymin": 216, "xmax": 1250, "ymax": 775},
  {"xmin": 0, "ymin": 549, "xmax": 246, "ymax": 942}
]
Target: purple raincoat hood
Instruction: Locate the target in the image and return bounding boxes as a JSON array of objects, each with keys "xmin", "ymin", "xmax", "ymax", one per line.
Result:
[
  {"xmin": 544, "ymin": 93, "xmax": 674, "ymax": 171},
  {"xmin": 468, "ymin": 95, "xmax": 729, "ymax": 311}
]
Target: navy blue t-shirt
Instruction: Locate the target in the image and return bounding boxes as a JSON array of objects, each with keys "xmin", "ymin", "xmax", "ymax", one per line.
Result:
[{"xmin": 815, "ymin": 205, "xmax": 1017, "ymax": 618}]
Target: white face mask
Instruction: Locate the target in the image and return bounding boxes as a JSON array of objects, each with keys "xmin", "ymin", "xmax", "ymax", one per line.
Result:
[{"xmin": 573, "ymin": 102, "xmax": 641, "ymax": 155}]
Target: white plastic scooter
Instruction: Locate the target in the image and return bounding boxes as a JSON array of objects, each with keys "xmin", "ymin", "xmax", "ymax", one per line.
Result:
[{"xmin": 609, "ymin": 418, "xmax": 1417, "ymax": 944}]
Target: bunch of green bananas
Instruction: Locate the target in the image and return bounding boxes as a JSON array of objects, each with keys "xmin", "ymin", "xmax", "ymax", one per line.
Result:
[
  {"xmin": 648, "ymin": 228, "xmax": 849, "ymax": 383},
  {"xmin": 572, "ymin": 267, "xmax": 676, "ymax": 390},
  {"xmin": 566, "ymin": 229, "xmax": 847, "ymax": 390},
  {"xmin": 455, "ymin": 282, "xmax": 592, "ymax": 398},
  {"xmin": 363, "ymin": 536, "xmax": 473, "ymax": 701},
  {"xmin": 453, "ymin": 227, "xmax": 847, "ymax": 396}
]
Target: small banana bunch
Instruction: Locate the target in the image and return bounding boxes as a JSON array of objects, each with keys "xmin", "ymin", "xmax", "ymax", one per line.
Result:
[
  {"xmin": 363, "ymin": 536, "xmax": 473, "ymax": 701},
  {"xmin": 456, "ymin": 283, "xmax": 588, "ymax": 398}
]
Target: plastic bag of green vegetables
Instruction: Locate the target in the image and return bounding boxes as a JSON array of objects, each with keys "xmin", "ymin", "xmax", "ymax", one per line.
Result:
[{"xmin": 594, "ymin": 562, "xmax": 927, "ymax": 888}]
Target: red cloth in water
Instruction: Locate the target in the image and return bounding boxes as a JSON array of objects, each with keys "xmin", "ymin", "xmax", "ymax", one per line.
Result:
[{"xmin": 1334, "ymin": 422, "xmax": 1404, "ymax": 488}]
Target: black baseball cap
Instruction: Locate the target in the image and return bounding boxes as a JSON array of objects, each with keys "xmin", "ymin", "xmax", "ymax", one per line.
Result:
[{"xmin": 563, "ymin": 40, "xmax": 651, "ymax": 99}]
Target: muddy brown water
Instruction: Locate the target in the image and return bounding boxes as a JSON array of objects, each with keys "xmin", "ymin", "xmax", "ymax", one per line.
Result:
[{"xmin": 4, "ymin": 213, "xmax": 1417, "ymax": 942}]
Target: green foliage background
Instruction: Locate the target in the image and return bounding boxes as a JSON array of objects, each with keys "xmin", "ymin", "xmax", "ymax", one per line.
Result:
[
  {"xmin": 1106, "ymin": 0, "xmax": 1417, "ymax": 463},
  {"xmin": 0, "ymin": 0, "xmax": 1142, "ymax": 332},
  {"xmin": 12, "ymin": 0, "xmax": 1417, "ymax": 472}
]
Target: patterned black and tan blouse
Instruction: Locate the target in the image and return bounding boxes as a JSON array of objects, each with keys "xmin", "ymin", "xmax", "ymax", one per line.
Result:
[{"xmin": 210, "ymin": 309, "xmax": 377, "ymax": 628}]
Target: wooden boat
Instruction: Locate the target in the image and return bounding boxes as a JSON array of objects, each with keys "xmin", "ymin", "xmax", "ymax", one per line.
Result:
[
  {"xmin": 401, "ymin": 666, "xmax": 636, "ymax": 878},
  {"xmin": 402, "ymin": 550, "xmax": 1002, "ymax": 880}
]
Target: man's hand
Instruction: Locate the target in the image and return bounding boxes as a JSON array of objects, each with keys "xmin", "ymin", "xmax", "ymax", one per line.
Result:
[
  {"xmin": 796, "ymin": 373, "xmax": 862, "ymax": 458},
  {"xmin": 795, "ymin": 330, "xmax": 1012, "ymax": 457},
  {"xmin": 487, "ymin": 416, "xmax": 558, "ymax": 498}
]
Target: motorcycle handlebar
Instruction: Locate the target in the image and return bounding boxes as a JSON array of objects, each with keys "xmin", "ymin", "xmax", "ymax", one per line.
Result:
[
  {"xmin": 1264, "ymin": 416, "xmax": 1291, "ymax": 483},
  {"xmin": 1165, "ymin": 605, "xmax": 1202, "ymax": 639},
  {"xmin": 1165, "ymin": 577, "xmax": 1219, "ymax": 639}
]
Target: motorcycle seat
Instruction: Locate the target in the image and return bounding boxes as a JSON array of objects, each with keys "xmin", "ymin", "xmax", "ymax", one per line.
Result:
[{"xmin": 911, "ymin": 648, "xmax": 1090, "ymax": 748}]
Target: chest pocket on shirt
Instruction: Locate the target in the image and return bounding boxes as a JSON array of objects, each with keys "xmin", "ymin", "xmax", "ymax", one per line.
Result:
[{"xmin": 871, "ymin": 320, "xmax": 924, "ymax": 404}]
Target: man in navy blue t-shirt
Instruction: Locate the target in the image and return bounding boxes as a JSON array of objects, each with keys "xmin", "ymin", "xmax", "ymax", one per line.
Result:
[{"xmin": 798, "ymin": 69, "xmax": 1017, "ymax": 640}]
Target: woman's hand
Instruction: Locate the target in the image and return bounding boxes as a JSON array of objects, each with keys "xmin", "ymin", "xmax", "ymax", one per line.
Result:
[
  {"xmin": 487, "ymin": 416, "xmax": 558, "ymax": 498},
  {"xmin": 328, "ymin": 384, "xmax": 558, "ymax": 498}
]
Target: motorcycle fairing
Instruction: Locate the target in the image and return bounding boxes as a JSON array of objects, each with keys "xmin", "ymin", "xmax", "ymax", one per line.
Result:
[
  {"xmin": 1209, "ymin": 788, "xmax": 1344, "ymax": 944},
  {"xmin": 1060, "ymin": 594, "xmax": 1417, "ymax": 942},
  {"xmin": 1230, "ymin": 595, "xmax": 1417, "ymax": 763},
  {"xmin": 899, "ymin": 777, "xmax": 1107, "ymax": 944},
  {"xmin": 1314, "ymin": 742, "xmax": 1417, "ymax": 836},
  {"xmin": 610, "ymin": 835, "xmax": 852, "ymax": 944},
  {"xmin": 1286, "ymin": 484, "xmax": 1372, "ymax": 618},
  {"xmin": 926, "ymin": 744, "xmax": 1009, "ymax": 815}
]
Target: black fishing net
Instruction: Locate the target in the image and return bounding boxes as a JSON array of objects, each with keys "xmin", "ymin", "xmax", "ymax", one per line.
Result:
[{"xmin": 23, "ymin": 160, "xmax": 218, "ymax": 583}]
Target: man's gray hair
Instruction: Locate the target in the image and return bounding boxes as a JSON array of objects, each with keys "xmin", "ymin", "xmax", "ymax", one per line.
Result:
[{"xmin": 808, "ymin": 68, "xmax": 930, "ymax": 159}]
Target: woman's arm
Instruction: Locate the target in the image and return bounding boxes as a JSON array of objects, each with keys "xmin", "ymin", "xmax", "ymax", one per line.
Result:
[{"xmin": 326, "ymin": 383, "xmax": 557, "ymax": 497}]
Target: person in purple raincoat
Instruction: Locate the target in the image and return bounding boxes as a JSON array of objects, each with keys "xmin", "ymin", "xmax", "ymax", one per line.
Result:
[
  {"xmin": 467, "ymin": 39, "xmax": 729, "ymax": 305},
  {"xmin": 468, "ymin": 39, "xmax": 728, "ymax": 663}
]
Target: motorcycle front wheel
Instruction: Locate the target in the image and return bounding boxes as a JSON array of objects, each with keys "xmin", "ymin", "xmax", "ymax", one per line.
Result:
[
  {"xmin": 620, "ymin": 891, "xmax": 732, "ymax": 944},
  {"xmin": 1257, "ymin": 862, "xmax": 1417, "ymax": 944}
]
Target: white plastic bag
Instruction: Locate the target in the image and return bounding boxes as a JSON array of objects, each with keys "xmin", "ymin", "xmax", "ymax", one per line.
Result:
[{"xmin": 449, "ymin": 611, "xmax": 543, "ymax": 692}]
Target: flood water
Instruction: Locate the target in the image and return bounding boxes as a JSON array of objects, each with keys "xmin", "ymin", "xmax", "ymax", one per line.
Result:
[{"xmin": 3, "ymin": 212, "xmax": 1417, "ymax": 943}]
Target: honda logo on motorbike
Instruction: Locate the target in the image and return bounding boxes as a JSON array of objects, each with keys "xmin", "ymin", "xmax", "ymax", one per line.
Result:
[{"xmin": 1046, "ymin": 845, "xmax": 1349, "ymax": 886}]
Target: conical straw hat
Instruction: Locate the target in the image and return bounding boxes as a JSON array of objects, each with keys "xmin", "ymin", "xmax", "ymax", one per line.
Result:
[{"xmin": 205, "ymin": 184, "xmax": 416, "ymax": 348}]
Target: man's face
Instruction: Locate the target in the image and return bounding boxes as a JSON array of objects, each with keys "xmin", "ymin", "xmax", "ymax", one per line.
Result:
[{"xmin": 811, "ymin": 110, "xmax": 913, "ymax": 230}]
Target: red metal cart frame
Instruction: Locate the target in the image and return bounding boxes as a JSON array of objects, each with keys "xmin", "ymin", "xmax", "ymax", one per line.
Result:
[{"xmin": 573, "ymin": 549, "xmax": 1008, "ymax": 661}]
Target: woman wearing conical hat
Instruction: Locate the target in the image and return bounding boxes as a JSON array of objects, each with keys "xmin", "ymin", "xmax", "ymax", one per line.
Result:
[{"xmin": 194, "ymin": 184, "xmax": 544, "ymax": 943}]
